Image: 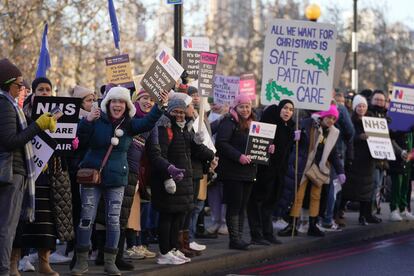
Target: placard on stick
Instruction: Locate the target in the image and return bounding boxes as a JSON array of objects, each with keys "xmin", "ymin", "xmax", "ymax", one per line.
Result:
[
  {"xmin": 105, "ymin": 54, "xmax": 134, "ymax": 88},
  {"xmin": 31, "ymin": 132, "xmax": 57, "ymax": 180},
  {"xmin": 213, "ymin": 75, "xmax": 239, "ymax": 106},
  {"xmin": 245, "ymin": 121, "xmax": 277, "ymax": 165},
  {"xmin": 141, "ymin": 49, "xmax": 184, "ymax": 104},
  {"xmin": 182, "ymin": 37, "xmax": 209, "ymax": 80},
  {"xmin": 388, "ymin": 83, "xmax": 414, "ymax": 132},
  {"xmin": 362, "ymin": 116, "xmax": 396, "ymax": 161},
  {"xmin": 261, "ymin": 19, "xmax": 337, "ymax": 111},
  {"xmin": 198, "ymin": 52, "xmax": 218, "ymax": 97},
  {"xmin": 239, "ymin": 74, "xmax": 256, "ymax": 100}
]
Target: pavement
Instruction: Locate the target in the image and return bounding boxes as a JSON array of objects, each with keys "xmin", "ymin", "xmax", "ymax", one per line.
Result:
[{"xmin": 21, "ymin": 201, "xmax": 414, "ymax": 276}]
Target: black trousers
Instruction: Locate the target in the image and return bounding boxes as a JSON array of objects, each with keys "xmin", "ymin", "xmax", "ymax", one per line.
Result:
[{"xmin": 158, "ymin": 212, "xmax": 185, "ymax": 255}]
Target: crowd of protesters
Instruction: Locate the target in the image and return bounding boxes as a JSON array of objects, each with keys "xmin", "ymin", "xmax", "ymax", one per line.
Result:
[{"xmin": 0, "ymin": 58, "xmax": 413, "ymax": 276}]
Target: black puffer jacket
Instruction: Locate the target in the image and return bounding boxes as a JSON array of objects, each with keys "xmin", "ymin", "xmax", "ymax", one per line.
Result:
[{"xmin": 151, "ymin": 115, "xmax": 214, "ymax": 213}]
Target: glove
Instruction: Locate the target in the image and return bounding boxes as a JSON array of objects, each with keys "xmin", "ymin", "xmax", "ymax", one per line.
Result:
[
  {"xmin": 167, "ymin": 165, "xmax": 185, "ymax": 182},
  {"xmin": 239, "ymin": 154, "xmax": 251, "ymax": 165},
  {"xmin": 194, "ymin": 131, "xmax": 205, "ymax": 145},
  {"xmin": 35, "ymin": 113, "xmax": 57, "ymax": 132},
  {"xmin": 337, "ymin": 174, "xmax": 346, "ymax": 185},
  {"xmin": 164, "ymin": 178, "xmax": 176, "ymax": 194},
  {"xmin": 42, "ymin": 163, "xmax": 48, "ymax": 173},
  {"xmin": 72, "ymin": 137, "xmax": 79, "ymax": 150},
  {"xmin": 268, "ymin": 144, "xmax": 275, "ymax": 154},
  {"xmin": 401, "ymin": 150, "xmax": 408, "ymax": 161},
  {"xmin": 294, "ymin": 130, "xmax": 301, "ymax": 141}
]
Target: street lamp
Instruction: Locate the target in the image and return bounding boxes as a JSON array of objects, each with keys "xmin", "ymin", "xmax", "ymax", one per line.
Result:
[{"xmin": 305, "ymin": 3, "xmax": 321, "ymax": 22}]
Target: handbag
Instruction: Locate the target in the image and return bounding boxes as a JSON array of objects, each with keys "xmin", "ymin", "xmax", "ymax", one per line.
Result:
[
  {"xmin": 76, "ymin": 144, "xmax": 113, "ymax": 185},
  {"xmin": 0, "ymin": 152, "xmax": 13, "ymax": 186},
  {"xmin": 305, "ymin": 163, "xmax": 330, "ymax": 187}
]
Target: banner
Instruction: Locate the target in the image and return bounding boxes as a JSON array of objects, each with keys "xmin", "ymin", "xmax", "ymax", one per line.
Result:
[
  {"xmin": 388, "ymin": 83, "xmax": 414, "ymax": 132},
  {"xmin": 245, "ymin": 121, "xmax": 277, "ymax": 165},
  {"xmin": 141, "ymin": 49, "xmax": 184, "ymax": 103},
  {"xmin": 32, "ymin": 96, "xmax": 82, "ymax": 154},
  {"xmin": 198, "ymin": 52, "xmax": 219, "ymax": 97},
  {"xmin": 213, "ymin": 75, "xmax": 239, "ymax": 105},
  {"xmin": 35, "ymin": 23, "xmax": 51, "ymax": 78},
  {"xmin": 362, "ymin": 116, "xmax": 396, "ymax": 161},
  {"xmin": 261, "ymin": 19, "xmax": 337, "ymax": 111},
  {"xmin": 105, "ymin": 54, "xmax": 134, "ymax": 88},
  {"xmin": 31, "ymin": 132, "xmax": 57, "ymax": 180},
  {"xmin": 182, "ymin": 37, "xmax": 209, "ymax": 79},
  {"xmin": 239, "ymin": 73, "xmax": 256, "ymax": 100}
]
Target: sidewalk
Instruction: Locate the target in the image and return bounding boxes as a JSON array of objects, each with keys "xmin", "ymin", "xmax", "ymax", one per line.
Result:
[{"xmin": 22, "ymin": 201, "xmax": 414, "ymax": 276}]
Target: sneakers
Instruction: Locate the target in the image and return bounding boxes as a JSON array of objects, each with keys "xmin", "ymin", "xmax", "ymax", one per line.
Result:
[
  {"xmin": 18, "ymin": 256, "xmax": 35, "ymax": 272},
  {"xmin": 206, "ymin": 223, "xmax": 220, "ymax": 234},
  {"xmin": 135, "ymin": 245, "xmax": 156, "ymax": 258},
  {"xmin": 400, "ymin": 209, "xmax": 414, "ymax": 221},
  {"xmin": 49, "ymin": 251, "xmax": 72, "ymax": 264},
  {"xmin": 320, "ymin": 222, "xmax": 342, "ymax": 232},
  {"xmin": 390, "ymin": 210, "xmax": 403, "ymax": 222},
  {"xmin": 171, "ymin": 249, "xmax": 191, "ymax": 263},
  {"xmin": 297, "ymin": 221, "xmax": 309, "ymax": 233},
  {"xmin": 217, "ymin": 224, "xmax": 229, "ymax": 235},
  {"xmin": 272, "ymin": 219, "xmax": 288, "ymax": 230},
  {"xmin": 124, "ymin": 246, "xmax": 145, "ymax": 259},
  {"xmin": 189, "ymin": 241, "xmax": 206, "ymax": 251},
  {"xmin": 157, "ymin": 251, "xmax": 186, "ymax": 265}
]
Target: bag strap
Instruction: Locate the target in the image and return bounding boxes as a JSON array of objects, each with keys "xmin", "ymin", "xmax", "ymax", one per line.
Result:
[{"xmin": 99, "ymin": 144, "xmax": 113, "ymax": 172}]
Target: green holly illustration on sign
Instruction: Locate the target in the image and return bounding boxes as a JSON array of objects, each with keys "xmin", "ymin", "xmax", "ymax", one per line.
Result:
[
  {"xmin": 305, "ymin": 53, "xmax": 331, "ymax": 75},
  {"xmin": 265, "ymin": 80, "xmax": 294, "ymax": 102}
]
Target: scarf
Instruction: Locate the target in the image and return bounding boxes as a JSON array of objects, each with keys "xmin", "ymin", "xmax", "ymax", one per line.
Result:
[{"xmin": 0, "ymin": 91, "xmax": 36, "ymax": 222}]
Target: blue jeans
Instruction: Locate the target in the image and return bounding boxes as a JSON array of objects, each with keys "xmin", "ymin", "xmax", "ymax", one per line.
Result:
[
  {"xmin": 77, "ymin": 185, "xmax": 124, "ymax": 249},
  {"xmin": 372, "ymin": 169, "xmax": 385, "ymax": 207},
  {"xmin": 189, "ymin": 200, "xmax": 204, "ymax": 240},
  {"xmin": 323, "ymin": 159, "xmax": 343, "ymax": 225}
]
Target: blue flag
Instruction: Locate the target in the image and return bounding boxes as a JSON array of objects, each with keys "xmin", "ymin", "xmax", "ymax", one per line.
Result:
[
  {"xmin": 108, "ymin": 0, "xmax": 120, "ymax": 50},
  {"xmin": 35, "ymin": 23, "xmax": 51, "ymax": 78}
]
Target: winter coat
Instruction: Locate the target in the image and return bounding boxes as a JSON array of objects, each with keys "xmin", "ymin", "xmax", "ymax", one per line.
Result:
[
  {"xmin": 335, "ymin": 104, "xmax": 355, "ymax": 160},
  {"xmin": 215, "ymin": 113, "xmax": 257, "ymax": 182},
  {"xmin": 389, "ymin": 130, "xmax": 412, "ymax": 175},
  {"xmin": 342, "ymin": 115, "xmax": 375, "ymax": 202},
  {"xmin": 151, "ymin": 115, "xmax": 215, "ymax": 213},
  {"xmin": 77, "ymin": 105, "xmax": 162, "ymax": 187}
]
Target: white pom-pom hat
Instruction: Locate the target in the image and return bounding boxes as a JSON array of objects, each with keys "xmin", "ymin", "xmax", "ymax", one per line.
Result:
[
  {"xmin": 352, "ymin": 94, "xmax": 368, "ymax": 111},
  {"xmin": 101, "ymin": 86, "xmax": 136, "ymax": 118}
]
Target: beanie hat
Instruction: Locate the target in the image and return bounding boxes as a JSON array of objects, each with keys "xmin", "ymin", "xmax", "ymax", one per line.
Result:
[
  {"xmin": 233, "ymin": 93, "xmax": 252, "ymax": 108},
  {"xmin": 169, "ymin": 91, "xmax": 192, "ymax": 106},
  {"xmin": 176, "ymin": 83, "xmax": 188, "ymax": 93},
  {"xmin": 100, "ymin": 86, "xmax": 136, "ymax": 118},
  {"xmin": 137, "ymin": 89, "xmax": 150, "ymax": 100},
  {"xmin": 32, "ymin": 77, "xmax": 52, "ymax": 92},
  {"xmin": 352, "ymin": 94, "xmax": 368, "ymax": 110},
  {"xmin": 316, "ymin": 104, "xmax": 339, "ymax": 120},
  {"xmin": 167, "ymin": 98, "xmax": 186, "ymax": 113},
  {"xmin": 0, "ymin": 58, "xmax": 22, "ymax": 90},
  {"xmin": 72, "ymin": 85, "xmax": 94, "ymax": 99},
  {"xmin": 187, "ymin": 86, "xmax": 199, "ymax": 96}
]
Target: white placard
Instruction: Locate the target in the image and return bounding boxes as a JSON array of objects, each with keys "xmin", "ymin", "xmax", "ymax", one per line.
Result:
[
  {"xmin": 362, "ymin": 116, "xmax": 396, "ymax": 161},
  {"xmin": 193, "ymin": 117, "xmax": 216, "ymax": 153},
  {"xmin": 155, "ymin": 48, "xmax": 184, "ymax": 81},
  {"xmin": 30, "ymin": 135, "xmax": 56, "ymax": 180}
]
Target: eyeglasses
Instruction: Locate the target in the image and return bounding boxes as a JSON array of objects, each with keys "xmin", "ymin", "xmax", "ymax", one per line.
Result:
[{"xmin": 12, "ymin": 82, "xmax": 25, "ymax": 90}]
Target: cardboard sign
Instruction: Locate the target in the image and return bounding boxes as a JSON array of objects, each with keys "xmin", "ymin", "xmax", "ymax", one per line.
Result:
[
  {"xmin": 261, "ymin": 19, "xmax": 337, "ymax": 111},
  {"xmin": 362, "ymin": 116, "xmax": 396, "ymax": 160},
  {"xmin": 31, "ymin": 132, "xmax": 57, "ymax": 180},
  {"xmin": 388, "ymin": 83, "xmax": 414, "ymax": 132},
  {"xmin": 141, "ymin": 49, "xmax": 184, "ymax": 104},
  {"xmin": 213, "ymin": 75, "xmax": 239, "ymax": 105},
  {"xmin": 198, "ymin": 52, "xmax": 219, "ymax": 97},
  {"xmin": 182, "ymin": 37, "xmax": 210, "ymax": 79},
  {"xmin": 239, "ymin": 74, "xmax": 256, "ymax": 100},
  {"xmin": 193, "ymin": 116, "xmax": 216, "ymax": 153},
  {"xmin": 167, "ymin": 0, "xmax": 182, "ymax": 4},
  {"xmin": 245, "ymin": 121, "xmax": 277, "ymax": 165},
  {"xmin": 32, "ymin": 96, "xmax": 82, "ymax": 154},
  {"xmin": 105, "ymin": 54, "xmax": 134, "ymax": 88}
]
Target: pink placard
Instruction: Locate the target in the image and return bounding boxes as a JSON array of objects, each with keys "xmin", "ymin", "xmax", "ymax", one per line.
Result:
[
  {"xmin": 200, "ymin": 52, "xmax": 219, "ymax": 65},
  {"xmin": 239, "ymin": 74, "xmax": 256, "ymax": 100}
]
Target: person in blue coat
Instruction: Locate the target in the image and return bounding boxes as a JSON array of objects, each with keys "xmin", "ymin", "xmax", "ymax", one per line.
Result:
[{"xmin": 71, "ymin": 87, "xmax": 168, "ymax": 276}]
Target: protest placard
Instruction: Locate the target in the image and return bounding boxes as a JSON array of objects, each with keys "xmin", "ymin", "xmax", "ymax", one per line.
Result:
[
  {"xmin": 198, "ymin": 52, "xmax": 219, "ymax": 97},
  {"xmin": 388, "ymin": 83, "xmax": 414, "ymax": 132},
  {"xmin": 105, "ymin": 54, "xmax": 134, "ymax": 88},
  {"xmin": 213, "ymin": 75, "xmax": 239, "ymax": 105},
  {"xmin": 193, "ymin": 116, "xmax": 216, "ymax": 153},
  {"xmin": 141, "ymin": 49, "xmax": 184, "ymax": 103},
  {"xmin": 362, "ymin": 116, "xmax": 396, "ymax": 161},
  {"xmin": 239, "ymin": 74, "xmax": 256, "ymax": 100},
  {"xmin": 32, "ymin": 96, "xmax": 81, "ymax": 154},
  {"xmin": 182, "ymin": 37, "xmax": 210, "ymax": 79},
  {"xmin": 261, "ymin": 19, "xmax": 337, "ymax": 111},
  {"xmin": 31, "ymin": 132, "xmax": 57, "ymax": 180},
  {"xmin": 245, "ymin": 121, "xmax": 277, "ymax": 165}
]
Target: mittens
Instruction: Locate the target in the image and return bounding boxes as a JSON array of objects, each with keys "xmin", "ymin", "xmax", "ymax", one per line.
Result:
[
  {"xmin": 167, "ymin": 165, "xmax": 185, "ymax": 182},
  {"xmin": 164, "ymin": 178, "xmax": 176, "ymax": 194}
]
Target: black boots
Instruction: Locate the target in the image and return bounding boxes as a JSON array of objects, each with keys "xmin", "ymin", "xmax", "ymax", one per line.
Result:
[
  {"xmin": 278, "ymin": 217, "xmax": 298, "ymax": 237},
  {"xmin": 366, "ymin": 201, "xmax": 382, "ymax": 223},
  {"xmin": 307, "ymin": 217, "xmax": 324, "ymax": 237},
  {"xmin": 116, "ymin": 231, "xmax": 134, "ymax": 271},
  {"xmin": 227, "ymin": 215, "xmax": 249, "ymax": 250}
]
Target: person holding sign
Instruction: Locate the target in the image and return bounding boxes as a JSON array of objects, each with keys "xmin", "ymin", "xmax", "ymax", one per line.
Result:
[
  {"xmin": 247, "ymin": 100, "xmax": 295, "ymax": 245},
  {"xmin": 215, "ymin": 94, "xmax": 257, "ymax": 250},
  {"xmin": 0, "ymin": 59, "xmax": 58, "ymax": 276},
  {"xmin": 279, "ymin": 104, "xmax": 345, "ymax": 237},
  {"xmin": 71, "ymin": 87, "xmax": 168, "ymax": 275}
]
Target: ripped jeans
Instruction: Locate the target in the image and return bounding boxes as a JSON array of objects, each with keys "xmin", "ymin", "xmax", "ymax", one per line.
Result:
[{"xmin": 76, "ymin": 185, "xmax": 125, "ymax": 249}]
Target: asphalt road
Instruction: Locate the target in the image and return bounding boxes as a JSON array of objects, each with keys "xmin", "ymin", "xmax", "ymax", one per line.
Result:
[{"xmin": 229, "ymin": 232, "xmax": 414, "ymax": 276}]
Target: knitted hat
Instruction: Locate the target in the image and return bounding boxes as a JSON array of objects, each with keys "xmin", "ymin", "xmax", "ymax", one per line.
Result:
[
  {"xmin": 233, "ymin": 93, "xmax": 252, "ymax": 107},
  {"xmin": 316, "ymin": 104, "xmax": 339, "ymax": 119},
  {"xmin": 187, "ymin": 86, "xmax": 199, "ymax": 96},
  {"xmin": 0, "ymin": 58, "xmax": 22, "ymax": 90},
  {"xmin": 32, "ymin": 77, "xmax": 52, "ymax": 91},
  {"xmin": 137, "ymin": 89, "xmax": 150, "ymax": 100},
  {"xmin": 352, "ymin": 94, "xmax": 368, "ymax": 110},
  {"xmin": 72, "ymin": 85, "xmax": 94, "ymax": 99},
  {"xmin": 100, "ymin": 86, "xmax": 136, "ymax": 118},
  {"xmin": 167, "ymin": 98, "xmax": 186, "ymax": 113},
  {"xmin": 169, "ymin": 91, "xmax": 192, "ymax": 106}
]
